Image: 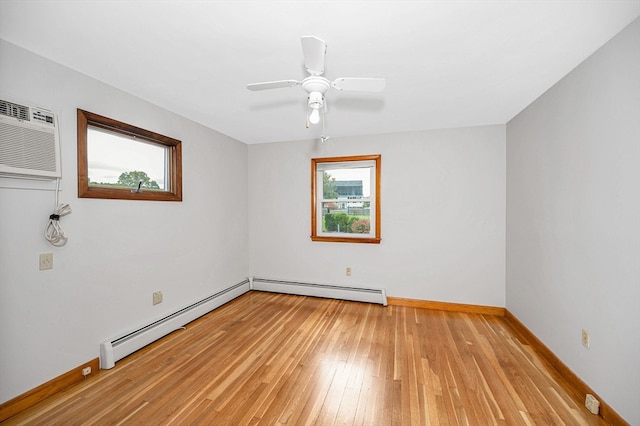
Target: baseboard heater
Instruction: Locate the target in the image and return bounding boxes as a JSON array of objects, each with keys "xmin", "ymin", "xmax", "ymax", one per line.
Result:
[
  {"xmin": 100, "ymin": 279, "xmax": 250, "ymax": 369},
  {"xmin": 250, "ymin": 277, "xmax": 387, "ymax": 306}
]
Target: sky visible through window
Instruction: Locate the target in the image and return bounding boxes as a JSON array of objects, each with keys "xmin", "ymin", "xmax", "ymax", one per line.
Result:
[{"xmin": 87, "ymin": 127, "xmax": 166, "ymax": 189}]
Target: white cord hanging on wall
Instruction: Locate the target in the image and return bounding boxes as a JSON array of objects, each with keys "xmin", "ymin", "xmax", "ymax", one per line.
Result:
[{"xmin": 44, "ymin": 178, "xmax": 71, "ymax": 246}]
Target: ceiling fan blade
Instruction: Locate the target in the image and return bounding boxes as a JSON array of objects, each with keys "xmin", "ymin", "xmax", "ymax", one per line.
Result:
[
  {"xmin": 301, "ymin": 36, "xmax": 326, "ymax": 76},
  {"xmin": 332, "ymin": 77, "xmax": 386, "ymax": 92},
  {"xmin": 247, "ymin": 80, "xmax": 300, "ymax": 91}
]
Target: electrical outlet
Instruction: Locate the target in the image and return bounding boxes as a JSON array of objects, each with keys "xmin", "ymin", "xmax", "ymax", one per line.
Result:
[
  {"xmin": 82, "ymin": 366, "xmax": 91, "ymax": 377},
  {"xmin": 153, "ymin": 291, "xmax": 163, "ymax": 305},
  {"xmin": 346, "ymin": 267, "xmax": 351, "ymax": 276},
  {"xmin": 39, "ymin": 253, "xmax": 53, "ymax": 270},
  {"xmin": 585, "ymin": 394, "xmax": 600, "ymax": 414},
  {"xmin": 581, "ymin": 329, "xmax": 590, "ymax": 349}
]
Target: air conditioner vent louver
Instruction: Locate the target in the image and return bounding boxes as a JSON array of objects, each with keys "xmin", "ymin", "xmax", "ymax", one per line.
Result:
[
  {"xmin": 0, "ymin": 98, "xmax": 61, "ymax": 180},
  {"xmin": 0, "ymin": 125, "xmax": 58, "ymax": 172},
  {"xmin": 0, "ymin": 100, "xmax": 30, "ymax": 121}
]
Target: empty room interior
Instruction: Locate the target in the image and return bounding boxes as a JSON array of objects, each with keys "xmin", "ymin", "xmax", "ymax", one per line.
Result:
[{"xmin": 0, "ymin": 1, "xmax": 638, "ymax": 425}]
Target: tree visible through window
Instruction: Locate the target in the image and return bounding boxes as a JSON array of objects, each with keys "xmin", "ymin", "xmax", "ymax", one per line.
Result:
[
  {"xmin": 311, "ymin": 155, "xmax": 381, "ymax": 244},
  {"xmin": 114, "ymin": 171, "xmax": 160, "ymax": 190}
]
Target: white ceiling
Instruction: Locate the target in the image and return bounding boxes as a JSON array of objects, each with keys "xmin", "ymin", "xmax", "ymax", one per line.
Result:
[{"xmin": 1, "ymin": 1, "xmax": 638, "ymax": 144}]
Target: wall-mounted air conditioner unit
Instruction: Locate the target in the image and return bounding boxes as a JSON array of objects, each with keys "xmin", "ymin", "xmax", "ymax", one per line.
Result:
[{"xmin": 0, "ymin": 98, "xmax": 61, "ymax": 179}]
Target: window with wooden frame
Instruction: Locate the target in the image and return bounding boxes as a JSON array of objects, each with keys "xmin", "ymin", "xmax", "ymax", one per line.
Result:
[
  {"xmin": 77, "ymin": 109, "xmax": 182, "ymax": 201},
  {"xmin": 311, "ymin": 155, "xmax": 381, "ymax": 244}
]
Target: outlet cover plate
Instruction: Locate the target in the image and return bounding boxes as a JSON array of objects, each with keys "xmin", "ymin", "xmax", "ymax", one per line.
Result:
[
  {"xmin": 585, "ymin": 394, "xmax": 600, "ymax": 414},
  {"xmin": 39, "ymin": 253, "xmax": 53, "ymax": 270},
  {"xmin": 581, "ymin": 329, "xmax": 590, "ymax": 349}
]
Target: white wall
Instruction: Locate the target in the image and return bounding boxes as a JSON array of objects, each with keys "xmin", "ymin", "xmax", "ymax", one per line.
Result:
[
  {"xmin": 506, "ymin": 19, "xmax": 640, "ymax": 425},
  {"xmin": 249, "ymin": 126, "xmax": 506, "ymax": 306},
  {"xmin": 0, "ymin": 40, "xmax": 249, "ymax": 403}
]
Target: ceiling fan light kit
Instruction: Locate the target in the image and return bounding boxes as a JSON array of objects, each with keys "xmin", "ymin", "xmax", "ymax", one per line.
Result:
[
  {"xmin": 247, "ymin": 35, "xmax": 385, "ymax": 133},
  {"xmin": 307, "ymin": 89, "xmax": 325, "ymax": 124}
]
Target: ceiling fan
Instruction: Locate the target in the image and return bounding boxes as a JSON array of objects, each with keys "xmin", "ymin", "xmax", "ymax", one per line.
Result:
[{"xmin": 247, "ymin": 36, "xmax": 385, "ymax": 127}]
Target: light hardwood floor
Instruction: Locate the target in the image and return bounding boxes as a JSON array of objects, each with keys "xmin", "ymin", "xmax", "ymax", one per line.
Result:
[{"xmin": 4, "ymin": 291, "xmax": 606, "ymax": 425}]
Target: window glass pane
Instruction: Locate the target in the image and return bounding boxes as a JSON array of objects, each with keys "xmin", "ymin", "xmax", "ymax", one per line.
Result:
[
  {"xmin": 323, "ymin": 167, "xmax": 370, "ymax": 199},
  {"xmin": 321, "ymin": 166, "xmax": 372, "ymax": 236},
  {"xmin": 87, "ymin": 127, "xmax": 167, "ymax": 191}
]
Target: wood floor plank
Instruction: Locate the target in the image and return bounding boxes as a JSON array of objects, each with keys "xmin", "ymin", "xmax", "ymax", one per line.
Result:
[{"xmin": 3, "ymin": 291, "xmax": 610, "ymax": 425}]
